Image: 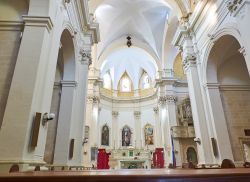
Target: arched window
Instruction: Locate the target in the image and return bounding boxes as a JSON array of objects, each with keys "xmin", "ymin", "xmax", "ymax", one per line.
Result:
[
  {"xmin": 103, "ymin": 72, "xmax": 112, "ymax": 89},
  {"xmin": 144, "ymin": 124, "xmax": 154, "ymax": 145},
  {"xmin": 101, "ymin": 125, "xmax": 109, "ymax": 146},
  {"xmin": 119, "ymin": 72, "xmax": 132, "ymax": 92},
  {"xmin": 122, "ymin": 126, "xmax": 132, "ymax": 146},
  {"xmin": 140, "ymin": 72, "xmax": 151, "ymax": 89}
]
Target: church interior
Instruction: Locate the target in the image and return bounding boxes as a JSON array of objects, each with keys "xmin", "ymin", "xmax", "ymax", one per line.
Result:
[{"xmin": 1, "ymin": 0, "xmax": 250, "ymax": 181}]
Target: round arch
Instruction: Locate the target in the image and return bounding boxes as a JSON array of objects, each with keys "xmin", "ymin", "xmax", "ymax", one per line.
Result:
[{"xmin": 202, "ymin": 24, "xmax": 247, "ymax": 84}]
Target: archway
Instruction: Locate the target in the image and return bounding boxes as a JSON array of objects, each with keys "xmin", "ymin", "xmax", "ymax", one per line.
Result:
[
  {"xmin": 206, "ymin": 35, "xmax": 250, "ymax": 163},
  {"xmin": 44, "ymin": 29, "xmax": 76, "ymax": 164}
]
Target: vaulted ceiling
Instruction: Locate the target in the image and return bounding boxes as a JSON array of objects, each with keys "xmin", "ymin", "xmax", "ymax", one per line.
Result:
[{"xmin": 89, "ymin": 0, "xmax": 200, "ymax": 88}]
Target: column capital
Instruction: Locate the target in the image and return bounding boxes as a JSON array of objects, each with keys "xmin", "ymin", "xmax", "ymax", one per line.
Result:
[
  {"xmin": 166, "ymin": 95, "xmax": 177, "ymax": 103},
  {"xmin": 134, "ymin": 111, "xmax": 141, "ymax": 119},
  {"xmin": 226, "ymin": 0, "xmax": 245, "ymax": 14},
  {"xmin": 112, "ymin": 111, "xmax": 119, "ymax": 118},
  {"xmin": 183, "ymin": 53, "xmax": 197, "ymax": 71},
  {"xmin": 79, "ymin": 49, "xmax": 92, "ymax": 67},
  {"xmin": 158, "ymin": 95, "xmax": 177, "ymax": 105},
  {"xmin": 158, "ymin": 96, "xmax": 167, "ymax": 105},
  {"xmin": 153, "ymin": 107, "xmax": 159, "ymax": 114},
  {"xmin": 22, "ymin": 15, "xmax": 53, "ymax": 32},
  {"xmin": 87, "ymin": 95, "xmax": 100, "ymax": 104}
]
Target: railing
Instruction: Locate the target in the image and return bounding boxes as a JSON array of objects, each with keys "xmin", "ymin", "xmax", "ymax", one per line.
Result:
[{"xmin": 171, "ymin": 126, "xmax": 195, "ymax": 138}]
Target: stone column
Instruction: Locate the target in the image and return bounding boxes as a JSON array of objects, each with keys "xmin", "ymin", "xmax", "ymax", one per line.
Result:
[
  {"xmin": 182, "ymin": 47, "xmax": 213, "ymax": 164},
  {"xmin": 134, "ymin": 111, "xmax": 141, "ymax": 149},
  {"xmin": 205, "ymin": 83, "xmax": 234, "ymax": 162},
  {"xmin": 154, "ymin": 107, "xmax": 162, "ymax": 147},
  {"xmin": 112, "ymin": 111, "xmax": 119, "ymax": 149},
  {"xmin": 0, "ymin": 16, "xmax": 53, "ymax": 171},
  {"xmin": 165, "ymin": 95, "xmax": 181, "ymax": 166},
  {"xmin": 53, "ymin": 80, "xmax": 77, "ymax": 165},
  {"xmin": 158, "ymin": 96, "xmax": 168, "ymax": 166},
  {"xmin": 70, "ymin": 49, "xmax": 92, "ymax": 165}
]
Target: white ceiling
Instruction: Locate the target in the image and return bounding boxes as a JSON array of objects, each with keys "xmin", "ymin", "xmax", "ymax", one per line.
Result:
[
  {"xmin": 101, "ymin": 47, "xmax": 157, "ymax": 90},
  {"xmin": 95, "ymin": 0, "xmax": 171, "ymax": 61}
]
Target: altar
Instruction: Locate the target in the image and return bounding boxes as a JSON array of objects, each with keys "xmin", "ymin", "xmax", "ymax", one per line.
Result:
[{"xmin": 108, "ymin": 148, "xmax": 152, "ymax": 169}]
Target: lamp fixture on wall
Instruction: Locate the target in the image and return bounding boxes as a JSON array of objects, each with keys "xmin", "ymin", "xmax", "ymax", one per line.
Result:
[
  {"xmin": 194, "ymin": 137, "xmax": 201, "ymax": 144},
  {"xmin": 42, "ymin": 112, "xmax": 55, "ymax": 125},
  {"xmin": 127, "ymin": 36, "xmax": 132, "ymax": 47}
]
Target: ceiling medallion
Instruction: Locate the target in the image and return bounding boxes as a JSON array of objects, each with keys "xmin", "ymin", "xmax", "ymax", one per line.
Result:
[{"xmin": 126, "ymin": 36, "xmax": 132, "ymax": 47}]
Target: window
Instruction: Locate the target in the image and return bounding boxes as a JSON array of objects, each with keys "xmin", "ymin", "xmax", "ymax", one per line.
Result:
[
  {"xmin": 103, "ymin": 73, "xmax": 112, "ymax": 89},
  {"xmin": 142, "ymin": 74, "xmax": 150, "ymax": 89},
  {"xmin": 119, "ymin": 72, "xmax": 132, "ymax": 92},
  {"xmin": 121, "ymin": 77, "xmax": 131, "ymax": 92}
]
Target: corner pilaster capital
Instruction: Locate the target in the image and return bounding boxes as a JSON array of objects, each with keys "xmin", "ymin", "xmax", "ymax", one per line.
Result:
[
  {"xmin": 112, "ymin": 111, "xmax": 119, "ymax": 118},
  {"xmin": 183, "ymin": 53, "xmax": 197, "ymax": 71},
  {"xmin": 22, "ymin": 15, "xmax": 53, "ymax": 32},
  {"xmin": 134, "ymin": 111, "xmax": 141, "ymax": 119},
  {"xmin": 226, "ymin": 0, "xmax": 245, "ymax": 14},
  {"xmin": 87, "ymin": 95, "xmax": 100, "ymax": 104},
  {"xmin": 166, "ymin": 95, "xmax": 177, "ymax": 103},
  {"xmin": 79, "ymin": 49, "xmax": 92, "ymax": 67},
  {"xmin": 153, "ymin": 107, "xmax": 159, "ymax": 114}
]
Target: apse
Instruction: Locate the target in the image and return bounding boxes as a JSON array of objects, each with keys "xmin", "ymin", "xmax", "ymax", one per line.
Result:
[{"xmin": 100, "ymin": 47, "xmax": 158, "ymax": 90}]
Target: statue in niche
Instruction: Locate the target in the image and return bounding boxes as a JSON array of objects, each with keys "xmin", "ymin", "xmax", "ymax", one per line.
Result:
[
  {"xmin": 144, "ymin": 124, "xmax": 154, "ymax": 145},
  {"xmin": 122, "ymin": 126, "xmax": 132, "ymax": 146},
  {"xmin": 101, "ymin": 125, "xmax": 109, "ymax": 146}
]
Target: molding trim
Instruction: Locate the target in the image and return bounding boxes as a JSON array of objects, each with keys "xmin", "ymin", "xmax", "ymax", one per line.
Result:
[
  {"xmin": 0, "ymin": 21, "xmax": 24, "ymax": 31},
  {"xmin": 219, "ymin": 84, "xmax": 250, "ymax": 91},
  {"xmin": 22, "ymin": 16, "xmax": 53, "ymax": 32},
  {"xmin": 60, "ymin": 80, "xmax": 78, "ymax": 87}
]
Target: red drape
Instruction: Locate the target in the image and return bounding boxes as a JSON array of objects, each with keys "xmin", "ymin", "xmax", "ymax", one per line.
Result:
[{"xmin": 97, "ymin": 149, "xmax": 110, "ymax": 169}]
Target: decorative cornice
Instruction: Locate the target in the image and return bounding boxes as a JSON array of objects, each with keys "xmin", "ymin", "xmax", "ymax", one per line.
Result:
[
  {"xmin": 75, "ymin": 0, "xmax": 100, "ymax": 44},
  {"xmin": 158, "ymin": 96, "xmax": 167, "ymax": 105},
  {"xmin": 79, "ymin": 49, "xmax": 92, "ymax": 66},
  {"xmin": 60, "ymin": 80, "xmax": 77, "ymax": 87},
  {"xmin": 22, "ymin": 16, "xmax": 53, "ymax": 32}
]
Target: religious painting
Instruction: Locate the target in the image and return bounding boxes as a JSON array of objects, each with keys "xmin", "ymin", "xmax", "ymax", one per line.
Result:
[
  {"xmin": 122, "ymin": 126, "xmax": 132, "ymax": 146},
  {"xmin": 101, "ymin": 125, "xmax": 109, "ymax": 146},
  {"xmin": 144, "ymin": 124, "xmax": 154, "ymax": 145}
]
